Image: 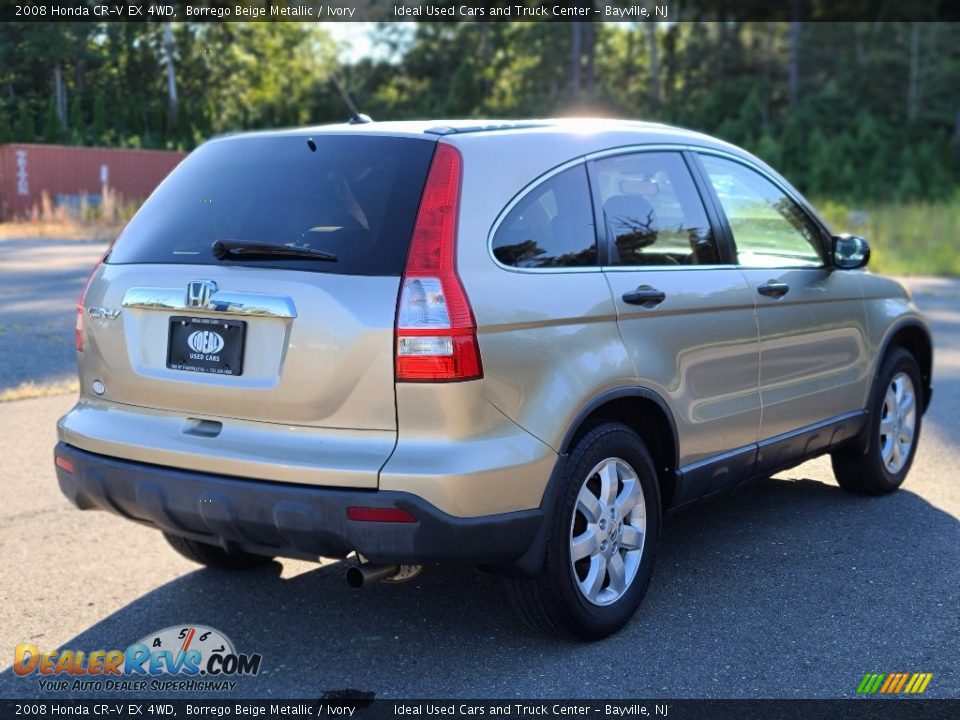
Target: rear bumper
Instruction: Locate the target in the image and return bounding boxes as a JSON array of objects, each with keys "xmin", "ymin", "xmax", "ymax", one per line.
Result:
[{"xmin": 54, "ymin": 443, "xmax": 543, "ymax": 565}]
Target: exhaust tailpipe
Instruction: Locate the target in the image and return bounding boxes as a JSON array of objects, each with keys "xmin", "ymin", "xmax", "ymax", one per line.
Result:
[{"xmin": 344, "ymin": 562, "xmax": 400, "ymax": 589}]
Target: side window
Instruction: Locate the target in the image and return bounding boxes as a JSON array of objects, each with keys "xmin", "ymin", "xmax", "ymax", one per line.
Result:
[
  {"xmin": 492, "ymin": 165, "xmax": 597, "ymax": 268},
  {"xmin": 700, "ymin": 155, "xmax": 824, "ymax": 268},
  {"xmin": 589, "ymin": 152, "xmax": 721, "ymax": 267}
]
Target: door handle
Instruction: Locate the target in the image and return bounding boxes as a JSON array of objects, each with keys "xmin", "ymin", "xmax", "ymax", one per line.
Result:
[
  {"xmin": 622, "ymin": 285, "xmax": 666, "ymax": 307},
  {"xmin": 757, "ymin": 281, "xmax": 790, "ymax": 298}
]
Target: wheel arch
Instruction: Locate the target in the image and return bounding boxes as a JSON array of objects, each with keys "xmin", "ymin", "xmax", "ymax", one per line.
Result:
[
  {"xmin": 559, "ymin": 387, "xmax": 680, "ymax": 512},
  {"xmin": 877, "ymin": 320, "xmax": 933, "ymax": 414}
]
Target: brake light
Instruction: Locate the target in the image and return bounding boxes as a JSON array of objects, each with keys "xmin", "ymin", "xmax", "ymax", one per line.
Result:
[
  {"xmin": 75, "ymin": 241, "xmax": 115, "ymax": 352},
  {"xmin": 395, "ymin": 143, "xmax": 483, "ymax": 382}
]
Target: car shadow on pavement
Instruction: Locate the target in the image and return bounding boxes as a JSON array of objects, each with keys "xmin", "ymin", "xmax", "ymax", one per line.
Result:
[{"xmin": 1, "ymin": 476, "xmax": 957, "ymax": 699}]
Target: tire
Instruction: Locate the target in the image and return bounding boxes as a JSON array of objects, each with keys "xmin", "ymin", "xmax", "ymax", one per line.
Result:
[
  {"xmin": 507, "ymin": 422, "xmax": 661, "ymax": 640},
  {"xmin": 832, "ymin": 347, "xmax": 923, "ymax": 496},
  {"xmin": 163, "ymin": 532, "xmax": 274, "ymax": 570}
]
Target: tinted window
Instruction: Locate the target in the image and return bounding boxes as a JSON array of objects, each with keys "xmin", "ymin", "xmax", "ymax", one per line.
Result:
[
  {"xmin": 492, "ymin": 165, "xmax": 597, "ymax": 268},
  {"xmin": 590, "ymin": 152, "xmax": 720, "ymax": 267},
  {"xmin": 107, "ymin": 135, "xmax": 436, "ymax": 275},
  {"xmin": 700, "ymin": 155, "xmax": 824, "ymax": 268}
]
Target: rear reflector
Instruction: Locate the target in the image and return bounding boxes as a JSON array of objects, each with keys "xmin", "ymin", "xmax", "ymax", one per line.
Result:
[
  {"xmin": 395, "ymin": 143, "xmax": 482, "ymax": 382},
  {"xmin": 346, "ymin": 507, "xmax": 418, "ymax": 523},
  {"xmin": 55, "ymin": 456, "xmax": 74, "ymax": 474}
]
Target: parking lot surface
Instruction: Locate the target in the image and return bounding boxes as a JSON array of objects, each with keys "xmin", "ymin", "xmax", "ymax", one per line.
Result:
[{"xmin": 0, "ymin": 237, "xmax": 956, "ymax": 698}]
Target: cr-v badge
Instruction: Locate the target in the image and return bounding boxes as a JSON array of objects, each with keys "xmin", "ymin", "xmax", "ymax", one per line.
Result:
[{"xmin": 87, "ymin": 307, "xmax": 120, "ymax": 320}]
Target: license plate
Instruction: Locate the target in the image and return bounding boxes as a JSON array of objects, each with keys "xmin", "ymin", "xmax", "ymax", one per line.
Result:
[{"xmin": 167, "ymin": 316, "xmax": 246, "ymax": 376}]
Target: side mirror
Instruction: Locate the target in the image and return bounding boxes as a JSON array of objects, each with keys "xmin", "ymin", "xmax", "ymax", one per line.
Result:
[{"xmin": 832, "ymin": 234, "xmax": 870, "ymax": 270}]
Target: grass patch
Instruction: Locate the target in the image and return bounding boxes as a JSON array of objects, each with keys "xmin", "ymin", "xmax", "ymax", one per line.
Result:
[
  {"xmin": 0, "ymin": 221, "xmax": 119, "ymax": 242},
  {"xmin": 0, "ymin": 187, "xmax": 139, "ymax": 242},
  {"xmin": 816, "ymin": 199, "xmax": 960, "ymax": 277},
  {"xmin": 0, "ymin": 379, "xmax": 79, "ymax": 403}
]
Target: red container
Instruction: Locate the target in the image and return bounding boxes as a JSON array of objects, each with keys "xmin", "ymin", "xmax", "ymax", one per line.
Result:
[{"xmin": 0, "ymin": 143, "xmax": 187, "ymax": 221}]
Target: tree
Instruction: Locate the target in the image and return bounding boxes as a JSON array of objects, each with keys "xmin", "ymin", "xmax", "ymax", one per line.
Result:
[{"xmin": 15, "ymin": 100, "xmax": 35, "ymax": 142}]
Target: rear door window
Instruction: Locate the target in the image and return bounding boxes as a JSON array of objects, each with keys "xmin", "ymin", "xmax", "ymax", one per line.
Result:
[
  {"xmin": 107, "ymin": 135, "xmax": 437, "ymax": 275},
  {"xmin": 588, "ymin": 151, "xmax": 721, "ymax": 266},
  {"xmin": 492, "ymin": 164, "xmax": 598, "ymax": 268}
]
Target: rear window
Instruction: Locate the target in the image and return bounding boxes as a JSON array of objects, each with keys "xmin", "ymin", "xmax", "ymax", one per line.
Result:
[{"xmin": 107, "ymin": 134, "xmax": 437, "ymax": 275}]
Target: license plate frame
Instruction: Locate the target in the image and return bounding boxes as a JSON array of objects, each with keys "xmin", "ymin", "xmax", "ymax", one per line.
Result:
[{"xmin": 167, "ymin": 316, "xmax": 246, "ymax": 376}]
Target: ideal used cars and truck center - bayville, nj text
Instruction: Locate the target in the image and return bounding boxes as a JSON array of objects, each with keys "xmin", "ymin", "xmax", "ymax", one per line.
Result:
[{"xmin": 18, "ymin": 3, "xmax": 669, "ymax": 19}]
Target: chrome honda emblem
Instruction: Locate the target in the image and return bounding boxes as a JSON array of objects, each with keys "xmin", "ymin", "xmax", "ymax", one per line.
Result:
[{"xmin": 186, "ymin": 280, "xmax": 217, "ymax": 308}]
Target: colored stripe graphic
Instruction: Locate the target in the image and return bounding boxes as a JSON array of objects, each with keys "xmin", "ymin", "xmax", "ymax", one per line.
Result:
[
  {"xmin": 882, "ymin": 673, "xmax": 909, "ymax": 693},
  {"xmin": 905, "ymin": 673, "xmax": 933, "ymax": 694},
  {"xmin": 857, "ymin": 674, "xmax": 886, "ymax": 694},
  {"xmin": 858, "ymin": 672, "xmax": 932, "ymax": 694}
]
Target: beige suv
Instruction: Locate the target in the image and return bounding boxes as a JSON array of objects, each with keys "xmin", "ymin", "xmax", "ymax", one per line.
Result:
[{"xmin": 55, "ymin": 119, "xmax": 932, "ymax": 639}]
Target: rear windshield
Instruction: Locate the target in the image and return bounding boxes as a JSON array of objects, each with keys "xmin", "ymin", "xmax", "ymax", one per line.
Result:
[{"xmin": 107, "ymin": 134, "xmax": 436, "ymax": 275}]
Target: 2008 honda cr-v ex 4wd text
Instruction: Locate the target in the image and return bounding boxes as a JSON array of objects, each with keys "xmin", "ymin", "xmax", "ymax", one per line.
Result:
[{"xmin": 55, "ymin": 118, "xmax": 933, "ymax": 640}]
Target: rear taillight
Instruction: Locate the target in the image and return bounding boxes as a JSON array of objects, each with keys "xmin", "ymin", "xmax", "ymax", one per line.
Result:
[
  {"xmin": 75, "ymin": 270, "xmax": 96, "ymax": 352},
  {"xmin": 395, "ymin": 143, "xmax": 482, "ymax": 382},
  {"xmin": 75, "ymin": 241, "xmax": 115, "ymax": 352}
]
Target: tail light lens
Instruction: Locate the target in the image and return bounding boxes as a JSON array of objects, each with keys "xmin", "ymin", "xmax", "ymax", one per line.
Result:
[
  {"xmin": 75, "ymin": 270, "xmax": 96, "ymax": 352},
  {"xmin": 395, "ymin": 143, "xmax": 482, "ymax": 382},
  {"xmin": 75, "ymin": 241, "xmax": 115, "ymax": 352}
]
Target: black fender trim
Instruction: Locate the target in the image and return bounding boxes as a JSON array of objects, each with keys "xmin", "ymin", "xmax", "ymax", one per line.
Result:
[
  {"xmin": 874, "ymin": 318, "xmax": 934, "ymax": 414},
  {"xmin": 557, "ymin": 385, "xmax": 680, "ymax": 464},
  {"xmin": 495, "ymin": 385, "xmax": 680, "ymax": 578}
]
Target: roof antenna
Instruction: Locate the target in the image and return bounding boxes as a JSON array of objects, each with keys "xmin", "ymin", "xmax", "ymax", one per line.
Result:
[{"xmin": 330, "ymin": 73, "xmax": 372, "ymax": 125}]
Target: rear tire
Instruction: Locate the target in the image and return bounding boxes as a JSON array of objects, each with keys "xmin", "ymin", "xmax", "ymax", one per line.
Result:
[
  {"xmin": 163, "ymin": 532, "xmax": 274, "ymax": 570},
  {"xmin": 831, "ymin": 348, "xmax": 923, "ymax": 496},
  {"xmin": 507, "ymin": 422, "xmax": 661, "ymax": 640}
]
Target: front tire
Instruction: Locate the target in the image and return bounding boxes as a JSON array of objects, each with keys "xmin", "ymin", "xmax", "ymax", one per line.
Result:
[
  {"xmin": 163, "ymin": 532, "xmax": 274, "ymax": 570},
  {"xmin": 832, "ymin": 347, "xmax": 923, "ymax": 495},
  {"xmin": 507, "ymin": 422, "xmax": 661, "ymax": 640}
]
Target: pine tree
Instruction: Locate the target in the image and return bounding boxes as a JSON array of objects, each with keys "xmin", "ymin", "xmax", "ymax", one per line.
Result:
[
  {"xmin": 0, "ymin": 107, "xmax": 13, "ymax": 143},
  {"xmin": 68, "ymin": 94, "xmax": 84, "ymax": 145},
  {"xmin": 42, "ymin": 97, "xmax": 62, "ymax": 143},
  {"xmin": 14, "ymin": 101, "xmax": 35, "ymax": 142},
  {"xmin": 92, "ymin": 90, "xmax": 106, "ymax": 146}
]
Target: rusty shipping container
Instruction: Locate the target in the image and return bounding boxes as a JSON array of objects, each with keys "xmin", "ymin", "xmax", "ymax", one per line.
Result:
[{"xmin": 0, "ymin": 143, "xmax": 187, "ymax": 221}]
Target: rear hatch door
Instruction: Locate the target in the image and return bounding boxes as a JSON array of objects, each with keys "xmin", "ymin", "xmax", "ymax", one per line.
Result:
[{"xmin": 77, "ymin": 133, "xmax": 437, "ymax": 483}]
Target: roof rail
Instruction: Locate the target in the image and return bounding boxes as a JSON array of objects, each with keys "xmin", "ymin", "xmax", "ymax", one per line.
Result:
[{"xmin": 424, "ymin": 122, "xmax": 549, "ymax": 136}]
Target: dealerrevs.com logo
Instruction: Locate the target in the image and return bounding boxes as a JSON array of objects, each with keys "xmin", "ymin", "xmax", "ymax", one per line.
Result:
[{"xmin": 14, "ymin": 625, "xmax": 262, "ymax": 693}]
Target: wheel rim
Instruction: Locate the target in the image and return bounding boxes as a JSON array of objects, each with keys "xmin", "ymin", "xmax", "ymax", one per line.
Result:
[
  {"xmin": 879, "ymin": 372, "xmax": 917, "ymax": 475},
  {"xmin": 568, "ymin": 457, "xmax": 646, "ymax": 607}
]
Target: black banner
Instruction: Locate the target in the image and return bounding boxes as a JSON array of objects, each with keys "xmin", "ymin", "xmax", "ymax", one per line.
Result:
[
  {"xmin": 2, "ymin": 0, "xmax": 960, "ymax": 23},
  {"xmin": 1, "ymin": 700, "xmax": 960, "ymax": 720}
]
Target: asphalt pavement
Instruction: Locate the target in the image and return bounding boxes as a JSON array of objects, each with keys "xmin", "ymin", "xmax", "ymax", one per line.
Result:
[
  {"xmin": 0, "ymin": 236, "xmax": 957, "ymax": 699},
  {"xmin": 0, "ymin": 236, "xmax": 108, "ymax": 391}
]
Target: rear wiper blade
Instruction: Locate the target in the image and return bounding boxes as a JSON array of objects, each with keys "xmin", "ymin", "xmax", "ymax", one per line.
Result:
[{"xmin": 212, "ymin": 240, "xmax": 337, "ymax": 262}]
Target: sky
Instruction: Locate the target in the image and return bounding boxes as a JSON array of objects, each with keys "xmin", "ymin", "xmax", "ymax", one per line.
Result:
[{"xmin": 323, "ymin": 22, "xmax": 414, "ymax": 64}]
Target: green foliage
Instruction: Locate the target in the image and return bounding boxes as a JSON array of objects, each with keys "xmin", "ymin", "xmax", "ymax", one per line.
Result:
[
  {"xmin": 92, "ymin": 90, "xmax": 106, "ymax": 146},
  {"xmin": 0, "ymin": 108, "xmax": 12, "ymax": 143},
  {"xmin": 68, "ymin": 94, "xmax": 84, "ymax": 145},
  {"xmin": 817, "ymin": 198, "xmax": 960, "ymax": 276},
  {"xmin": 42, "ymin": 98, "xmax": 62, "ymax": 143},
  {"xmin": 0, "ymin": 20, "xmax": 956, "ymax": 204},
  {"xmin": 14, "ymin": 101, "xmax": 35, "ymax": 142}
]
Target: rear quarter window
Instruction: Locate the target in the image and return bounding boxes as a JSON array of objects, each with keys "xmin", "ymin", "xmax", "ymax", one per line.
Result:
[
  {"xmin": 107, "ymin": 134, "xmax": 437, "ymax": 275},
  {"xmin": 491, "ymin": 164, "xmax": 597, "ymax": 269}
]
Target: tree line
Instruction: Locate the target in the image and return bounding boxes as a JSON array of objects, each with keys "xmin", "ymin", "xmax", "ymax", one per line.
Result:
[{"xmin": 0, "ymin": 18, "xmax": 958, "ymax": 203}]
